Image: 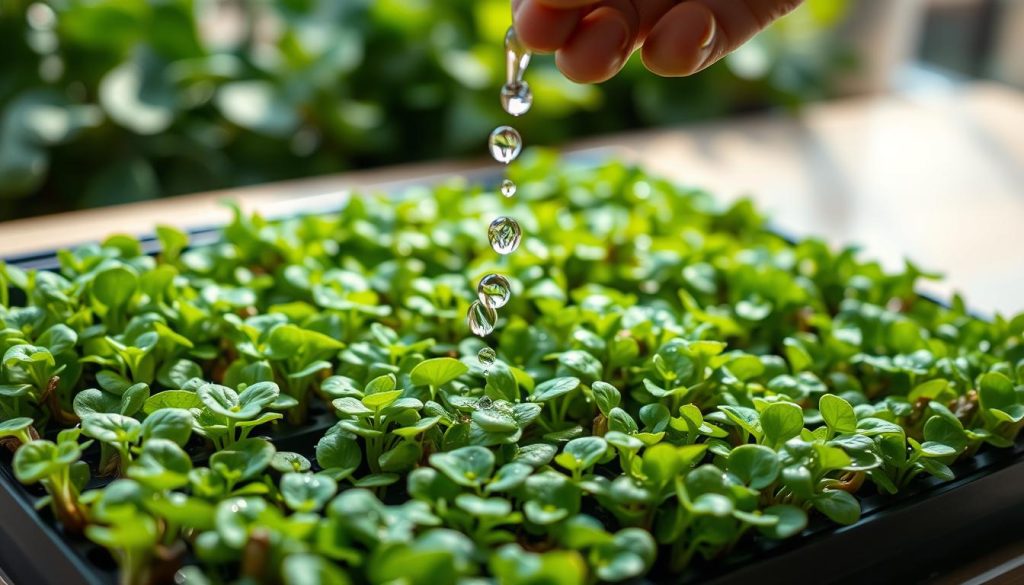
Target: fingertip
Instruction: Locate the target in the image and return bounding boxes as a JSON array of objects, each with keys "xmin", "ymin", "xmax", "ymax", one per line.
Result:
[
  {"xmin": 514, "ymin": 0, "xmax": 581, "ymax": 53},
  {"xmin": 555, "ymin": 6, "xmax": 634, "ymax": 84},
  {"xmin": 641, "ymin": 2, "xmax": 718, "ymax": 77}
]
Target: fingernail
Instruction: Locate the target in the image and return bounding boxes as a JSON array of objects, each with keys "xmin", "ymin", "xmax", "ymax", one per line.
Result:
[
  {"xmin": 608, "ymin": 11, "xmax": 631, "ymax": 53},
  {"xmin": 698, "ymin": 16, "xmax": 717, "ymax": 63}
]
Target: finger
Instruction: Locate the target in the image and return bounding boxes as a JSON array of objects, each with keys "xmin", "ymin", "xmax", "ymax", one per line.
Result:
[
  {"xmin": 535, "ymin": 0, "xmax": 602, "ymax": 7},
  {"xmin": 514, "ymin": 0, "xmax": 584, "ymax": 53},
  {"xmin": 555, "ymin": 4, "xmax": 638, "ymax": 83},
  {"xmin": 635, "ymin": 0, "xmax": 679, "ymax": 42},
  {"xmin": 642, "ymin": 0, "xmax": 802, "ymax": 76}
]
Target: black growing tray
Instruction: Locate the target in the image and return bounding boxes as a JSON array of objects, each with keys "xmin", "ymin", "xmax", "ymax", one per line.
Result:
[{"xmin": 2, "ymin": 164, "xmax": 1022, "ymax": 585}]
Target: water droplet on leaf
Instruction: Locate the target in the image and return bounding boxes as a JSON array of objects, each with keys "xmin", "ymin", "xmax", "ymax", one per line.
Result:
[
  {"xmin": 488, "ymin": 126, "xmax": 522, "ymax": 164},
  {"xmin": 500, "ymin": 82, "xmax": 532, "ymax": 116},
  {"xmin": 478, "ymin": 273, "xmax": 512, "ymax": 309},
  {"xmin": 500, "ymin": 179, "xmax": 516, "ymax": 198},
  {"xmin": 467, "ymin": 300, "xmax": 498, "ymax": 336},
  {"xmin": 487, "ymin": 216, "xmax": 522, "ymax": 255}
]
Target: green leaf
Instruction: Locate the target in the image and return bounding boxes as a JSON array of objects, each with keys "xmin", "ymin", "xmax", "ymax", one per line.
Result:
[
  {"xmin": 362, "ymin": 390, "xmax": 404, "ymax": 410},
  {"xmin": 591, "ymin": 381, "xmax": 621, "ymax": 416},
  {"xmin": 237, "ymin": 382, "xmax": 280, "ymax": 410},
  {"xmin": 82, "ymin": 413, "xmax": 142, "ymax": 446},
  {"xmin": 282, "ymin": 553, "xmax": 351, "ymax": 585},
  {"xmin": 727, "ymin": 444, "xmax": 780, "ymax": 489},
  {"xmin": 455, "ymin": 493, "xmax": 512, "ymax": 517},
  {"xmin": 813, "ymin": 489, "xmax": 861, "ymax": 525},
  {"xmin": 556, "ymin": 436, "xmax": 607, "ymax": 473},
  {"xmin": 315, "ymin": 434, "xmax": 362, "ymax": 480},
  {"xmin": 364, "ymin": 373, "xmax": 397, "ymax": 395},
  {"xmin": 143, "ymin": 390, "xmax": 202, "ymax": 414},
  {"xmin": 92, "ymin": 265, "xmax": 138, "ymax": 309},
  {"xmin": 472, "ymin": 407, "xmax": 519, "ymax": 433},
  {"xmin": 86, "ymin": 514, "xmax": 158, "ymax": 551},
  {"xmin": 486, "ymin": 462, "xmax": 534, "ymax": 494},
  {"xmin": 758, "ymin": 505, "xmax": 808, "ymax": 539},
  {"xmin": 127, "ymin": 439, "xmax": 192, "ymax": 489},
  {"xmin": 908, "ymin": 379, "xmax": 953, "ymax": 403},
  {"xmin": 530, "ymin": 377, "xmax": 581, "ymax": 402},
  {"xmin": 410, "ymin": 358, "xmax": 468, "ymax": 388},
  {"xmin": 819, "ymin": 394, "xmax": 857, "ymax": 434},
  {"xmin": 209, "ymin": 438, "xmax": 275, "ymax": 483},
  {"xmin": 759, "ymin": 402, "xmax": 802, "ymax": 446},
  {"xmin": 691, "ymin": 493, "xmax": 734, "ymax": 517},
  {"xmin": 429, "ymin": 446, "xmax": 495, "ymax": 488},
  {"xmin": 979, "ymin": 371, "xmax": 1024, "ymax": 422},
  {"xmin": 557, "ymin": 350, "xmax": 603, "ymax": 383},
  {"xmin": 379, "ymin": 441, "xmax": 422, "ymax": 473},
  {"xmin": 484, "ymin": 361, "xmax": 519, "ymax": 403},
  {"xmin": 141, "ymin": 408, "xmax": 193, "ymax": 446},
  {"xmin": 922, "ymin": 415, "xmax": 967, "ymax": 454},
  {"xmin": 0, "ymin": 417, "xmax": 33, "ymax": 438},
  {"xmin": 281, "ymin": 473, "xmax": 338, "ymax": 513},
  {"xmin": 13, "ymin": 440, "xmax": 63, "ymax": 483},
  {"xmin": 271, "ymin": 452, "xmax": 312, "ymax": 474},
  {"xmin": 641, "ymin": 443, "xmax": 680, "ymax": 488},
  {"xmin": 4, "ymin": 344, "xmax": 55, "ymax": 369},
  {"xmin": 199, "ymin": 383, "xmax": 261, "ymax": 420},
  {"xmin": 144, "ymin": 493, "xmax": 215, "ymax": 531}
]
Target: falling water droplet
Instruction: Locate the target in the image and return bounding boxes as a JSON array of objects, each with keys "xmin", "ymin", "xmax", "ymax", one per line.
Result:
[
  {"xmin": 488, "ymin": 126, "xmax": 522, "ymax": 164},
  {"xmin": 487, "ymin": 216, "xmax": 522, "ymax": 255},
  {"xmin": 500, "ymin": 179, "xmax": 517, "ymax": 198},
  {"xmin": 467, "ymin": 300, "xmax": 498, "ymax": 336},
  {"xmin": 478, "ymin": 347, "xmax": 497, "ymax": 371},
  {"xmin": 505, "ymin": 27, "xmax": 531, "ymax": 87},
  {"xmin": 478, "ymin": 273, "xmax": 512, "ymax": 309},
  {"xmin": 500, "ymin": 82, "xmax": 533, "ymax": 116}
]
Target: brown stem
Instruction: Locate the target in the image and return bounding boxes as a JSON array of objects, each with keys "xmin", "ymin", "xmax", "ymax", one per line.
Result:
[
  {"xmin": 832, "ymin": 471, "xmax": 866, "ymax": 494},
  {"xmin": 54, "ymin": 493, "xmax": 89, "ymax": 536},
  {"xmin": 42, "ymin": 376, "xmax": 80, "ymax": 426},
  {"xmin": 241, "ymin": 529, "xmax": 271, "ymax": 579},
  {"xmin": 145, "ymin": 541, "xmax": 186, "ymax": 585}
]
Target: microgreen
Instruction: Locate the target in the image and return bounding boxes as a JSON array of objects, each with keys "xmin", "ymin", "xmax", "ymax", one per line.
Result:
[{"xmin": 1, "ymin": 155, "xmax": 1022, "ymax": 583}]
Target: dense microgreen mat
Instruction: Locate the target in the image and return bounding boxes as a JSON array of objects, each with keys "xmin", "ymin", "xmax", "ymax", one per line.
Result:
[{"xmin": 1, "ymin": 153, "xmax": 1023, "ymax": 585}]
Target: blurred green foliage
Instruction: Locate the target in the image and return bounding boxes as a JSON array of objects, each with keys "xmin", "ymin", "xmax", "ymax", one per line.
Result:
[{"xmin": 0, "ymin": 0, "xmax": 848, "ymax": 219}]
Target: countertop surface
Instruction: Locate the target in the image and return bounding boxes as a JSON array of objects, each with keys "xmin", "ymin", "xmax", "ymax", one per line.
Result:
[{"xmin": 0, "ymin": 81, "xmax": 1022, "ymax": 584}]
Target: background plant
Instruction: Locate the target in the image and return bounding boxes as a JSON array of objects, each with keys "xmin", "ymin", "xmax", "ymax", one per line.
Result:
[{"xmin": 0, "ymin": 0, "xmax": 849, "ymax": 219}]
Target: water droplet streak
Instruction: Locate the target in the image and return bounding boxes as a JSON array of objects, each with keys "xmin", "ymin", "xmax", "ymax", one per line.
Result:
[
  {"xmin": 488, "ymin": 216, "xmax": 522, "ymax": 255},
  {"xmin": 505, "ymin": 27, "xmax": 531, "ymax": 87},
  {"xmin": 478, "ymin": 273, "xmax": 512, "ymax": 309},
  {"xmin": 467, "ymin": 300, "xmax": 498, "ymax": 337},
  {"xmin": 468, "ymin": 26, "xmax": 533, "ymax": 341},
  {"xmin": 478, "ymin": 347, "xmax": 497, "ymax": 371},
  {"xmin": 501, "ymin": 82, "xmax": 532, "ymax": 116},
  {"xmin": 489, "ymin": 126, "xmax": 522, "ymax": 165},
  {"xmin": 500, "ymin": 179, "xmax": 516, "ymax": 198}
]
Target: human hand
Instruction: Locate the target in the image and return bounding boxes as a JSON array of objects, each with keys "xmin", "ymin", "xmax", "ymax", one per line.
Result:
[{"xmin": 513, "ymin": 0, "xmax": 803, "ymax": 83}]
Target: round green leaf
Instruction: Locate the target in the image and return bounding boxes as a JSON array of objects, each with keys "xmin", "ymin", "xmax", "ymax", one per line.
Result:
[
  {"xmin": 819, "ymin": 394, "xmax": 857, "ymax": 434},
  {"xmin": 410, "ymin": 358, "xmax": 468, "ymax": 388},
  {"xmin": 760, "ymin": 402, "xmax": 803, "ymax": 446},
  {"xmin": 429, "ymin": 446, "xmax": 495, "ymax": 488},
  {"xmin": 727, "ymin": 444, "xmax": 780, "ymax": 489}
]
